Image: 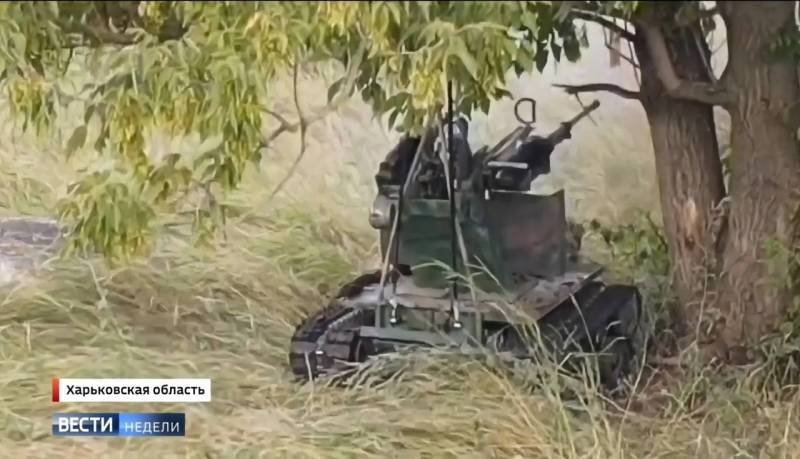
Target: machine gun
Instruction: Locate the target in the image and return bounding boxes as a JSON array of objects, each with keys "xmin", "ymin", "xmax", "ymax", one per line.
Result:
[{"xmin": 483, "ymin": 100, "xmax": 600, "ymax": 192}]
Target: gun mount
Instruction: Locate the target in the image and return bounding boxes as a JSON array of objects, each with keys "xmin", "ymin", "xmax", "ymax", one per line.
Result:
[{"xmin": 289, "ymin": 88, "xmax": 645, "ymax": 392}]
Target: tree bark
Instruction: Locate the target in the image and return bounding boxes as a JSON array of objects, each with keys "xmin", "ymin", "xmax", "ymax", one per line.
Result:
[
  {"xmin": 633, "ymin": 9, "xmax": 727, "ymax": 336},
  {"xmin": 715, "ymin": 1, "xmax": 800, "ymax": 349},
  {"xmin": 555, "ymin": 3, "xmax": 799, "ymax": 355}
]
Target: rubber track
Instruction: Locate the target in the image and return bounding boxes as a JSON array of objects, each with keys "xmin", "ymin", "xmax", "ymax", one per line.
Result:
[
  {"xmin": 288, "ymin": 270, "xmax": 386, "ymax": 381},
  {"xmin": 288, "ymin": 271, "xmax": 644, "ymax": 388}
]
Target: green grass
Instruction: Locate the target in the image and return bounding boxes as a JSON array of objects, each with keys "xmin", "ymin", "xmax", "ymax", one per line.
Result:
[{"xmin": 0, "ymin": 71, "xmax": 797, "ymax": 459}]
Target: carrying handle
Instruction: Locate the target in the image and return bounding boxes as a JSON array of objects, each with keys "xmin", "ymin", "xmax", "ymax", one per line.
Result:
[{"xmin": 514, "ymin": 97, "xmax": 536, "ymax": 126}]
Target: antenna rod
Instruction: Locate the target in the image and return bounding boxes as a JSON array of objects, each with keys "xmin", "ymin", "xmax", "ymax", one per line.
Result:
[
  {"xmin": 447, "ymin": 80, "xmax": 458, "ymax": 303},
  {"xmin": 391, "ymin": 140, "xmax": 409, "ymax": 294}
]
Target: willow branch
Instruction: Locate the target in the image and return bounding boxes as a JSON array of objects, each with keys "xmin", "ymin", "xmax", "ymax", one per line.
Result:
[
  {"xmin": 68, "ymin": 22, "xmax": 140, "ymax": 46},
  {"xmin": 263, "ymin": 42, "xmax": 367, "ymax": 203},
  {"xmin": 263, "ymin": 109, "xmax": 293, "ymax": 128},
  {"xmin": 266, "ymin": 62, "xmax": 308, "ymax": 202},
  {"xmin": 56, "ymin": 3, "xmax": 187, "ymax": 49}
]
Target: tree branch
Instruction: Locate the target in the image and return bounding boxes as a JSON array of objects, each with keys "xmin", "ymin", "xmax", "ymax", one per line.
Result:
[
  {"xmin": 266, "ymin": 61, "xmax": 308, "ymax": 202},
  {"xmin": 640, "ymin": 23, "xmax": 732, "ymax": 106},
  {"xmin": 72, "ymin": 19, "xmax": 137, "ymax": 45},
  {"xmin": 260, "ymin": 49, "xmax": 365, "ymax": 151},
  {"xmin": 263, "ymin": 109, "xmax": 293, "ymax": 128},
  {"xmin": 569, "ymin": 10, "xmax": 636, "ymax": 41},
  {"xmin": 58, "ymin": 3, "xmax": 187, "ymax": 49},
  {"xmin": 605, "ymin": 40, "xmax": 639, "ymax": 69},
  {"xmin": 692, "ymin": 27, "xmax": 717, "ymax": 84},
  {"xmin": 553, "ymin": 82, "xmax": 641, "ymax": 101},
  {"xmin": 263, "ymin": 42, "xmax": 367, "ymax": 203},
  {"xmin": 675, "ymin": 5, "xmax": 720, "ymax": 27},
  {"xmin": 627, "ymin": 25, "xmax": 641, "ymax": 85}
]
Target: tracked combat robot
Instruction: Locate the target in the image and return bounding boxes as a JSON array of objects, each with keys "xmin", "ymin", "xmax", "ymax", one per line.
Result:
[{"xmin": 290, "ymin": 85, "xmax": 645, "ymax": 390}]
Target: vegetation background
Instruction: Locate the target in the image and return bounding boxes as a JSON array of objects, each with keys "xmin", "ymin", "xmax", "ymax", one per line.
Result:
[{"xmin": 0, "ymin": 17, "xmax": 796, "ymax": 459}]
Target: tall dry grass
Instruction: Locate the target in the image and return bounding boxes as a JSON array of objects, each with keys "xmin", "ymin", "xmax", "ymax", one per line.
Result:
[{"xmin": 0, "ymin": 24, "xmax": 797, "ymax": 459}]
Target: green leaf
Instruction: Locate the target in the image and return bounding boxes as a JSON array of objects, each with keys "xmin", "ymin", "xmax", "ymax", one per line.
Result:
[
  {"xmin": 65, "ymin": 125, "xmax": 87, "ymax": 157},
  {"xmin": 327, "ymin": 76, "xmax": 344, "ymax": 103},
  {"xmin": 535, "ymin": 47, "xmax": 549, "ymax": 72},
  {"xmin": 515, "ymin": 47, "xmax": 534, "ymax": 74},
  {"xmin": 550, "ymin": 42, "xmax": 561, "ymax": 62},
  {"xmin": 386, "ymin": 2, "xmax": 403, "ymax": 24},
  {"xmin": 536, "ymin": 7, "xmax": 553, "ymax": 41},
  {"xmin": 8, "ymin": 32, "xmax": 26, "ymax": 60},
  {"xmin": 388, "ymin": 108, "xmax": 401, "ymax": 128},
  {"xmin": 94, "ymin": 132, "xmax": 107, "ymax": 153},
  {"xmin": 47, "ymin": 1, "xmax": 59, "ymax": 17},
  {"xmin": 520, "ymin": 11, "xmax": 538, "ymax": 36},
  {"xmin": 578, "ymin": 24, "xmax": 590, "ymax": 48},
  {"xmin": 564, "ymin": 36, "xmax": 580, "ymax": 62},
  {"xmin": 448, "ymin": 36, "xmax": 478, "ymax": 80},
  {"xmin": 495, "ymin": 88, "xmax": 512, "ymax": 100},
  {"xmin": 422, "ymin": 19, "xmax": 456, "ymax": 44},
  {"xmin": 84, "ymin": 105, "xmax": 95, "ymax": 124},
  {"xmin": 479, "ymin": 95, "xmax": 490, "ymax": 114},
  {"xmin": 418, "ymin": 1, "xmax": 431, "ymax": 22},
  {"xmin": 501, "ymin": 38, "xmax": 519, "ymax": 58},
  {"xmin": 198, "ymin": 134, "xmax": 224, "ymax": 154},
  {"xmin": 554, "ymin": 2, "xmax": 572, "ymax": 22}
]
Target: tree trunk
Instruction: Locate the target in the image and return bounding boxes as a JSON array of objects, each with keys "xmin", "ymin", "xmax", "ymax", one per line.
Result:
[
  {"xmin": 716, "ymin": 1, "xmax": 800, "ymax": 349},
  {"xmin": 633, "ymin": 12, "xmax": 727, "ymax": 336}
]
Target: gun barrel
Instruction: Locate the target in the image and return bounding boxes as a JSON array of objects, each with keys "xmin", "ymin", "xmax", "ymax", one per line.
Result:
[
  {"xmin": 567, "ymin": 100, "xmax": 600, "ymax": 125},
  {"xmin": 546, "ymin": 100, "xmax": 600, "ymax": 144}
]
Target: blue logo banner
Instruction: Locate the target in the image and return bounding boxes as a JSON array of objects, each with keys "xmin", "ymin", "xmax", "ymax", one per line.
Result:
[{"xmin": 52, "ymin": 413, "xmax": 186, "ymax": 437}]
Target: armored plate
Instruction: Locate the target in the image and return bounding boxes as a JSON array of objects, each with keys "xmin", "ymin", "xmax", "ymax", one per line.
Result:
[{"xmin": 341, "ymin": 259, "xmax": 603, "ymax": 324}]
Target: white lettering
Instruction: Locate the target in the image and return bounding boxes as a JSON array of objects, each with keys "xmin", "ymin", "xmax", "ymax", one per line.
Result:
[
  {"xmin": 100, "ymin": 416, "xmax": 113, "ymax": 433},
  {"xmin": 57, "ymin": 418, "xmax": 70, "ymax": 432}
]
